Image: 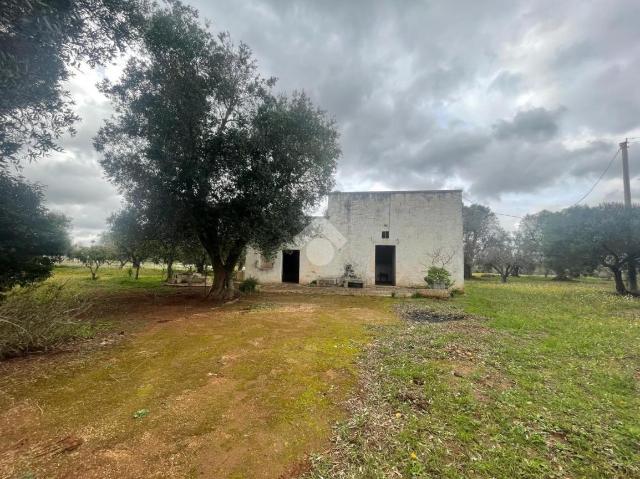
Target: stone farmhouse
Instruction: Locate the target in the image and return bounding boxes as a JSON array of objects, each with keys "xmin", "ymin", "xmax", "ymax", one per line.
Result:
[{"xmin": 244, "ymin": 190, "xmax": 464, "ymax": 289}]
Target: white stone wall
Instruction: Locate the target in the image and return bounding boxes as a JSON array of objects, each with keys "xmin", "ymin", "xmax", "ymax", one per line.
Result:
[{"xmin": 244, "ymin": 190, "xmax": 464, "ymax": 289}]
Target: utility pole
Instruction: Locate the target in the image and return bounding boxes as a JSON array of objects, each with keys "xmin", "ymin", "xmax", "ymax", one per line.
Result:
[
  {"xmin": 620, "ymin": 139, "xmax": 637, "ymax": 291},
  {"xmin": 620, "ymin": 140, "xmax": 631, "ymax": 207}
]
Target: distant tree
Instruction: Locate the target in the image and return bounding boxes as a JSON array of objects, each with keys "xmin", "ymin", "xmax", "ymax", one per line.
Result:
[
  {"xmin": 72, "ymin": 244, "xmax": 109, "ymax": 280},
  {"xmin": 140, "ymin": 194, "xmax": 192, "ymax": 281},
  {"xmin": 107, "ymin": 206, "xmax": 151, "ymax": 280},
  {"xmin": 463, "ymin": 204, "xmax": 500, "ymax": 279},
  {"xmin": 478, "ymin": 228, "xmax": 518, "ymax": 283},
  {"xmin": 541, "ymin": 204, "xmax": 640, "ymax": 293},
  {"xmin": 513, "ymin": 211, "xmax": 552, "ymax": 275},
  {"xmin": 97, "ymin": 231, "xmax": 127, "ymax": 267},
  {"xmin": 96, "ymin": 3, "xmax": 339, "ymax": 299},
  {"xmin": 0, "ymin": 0, "xmax": 146, "ymax": 166},
  {"xmin": 178, "ymin": 237, "xmax": 209, "ymax": 274},
  {"xmin": 0, "ymin": 175, "xmax": 70, "ymax": 293},
  {"xmin": 541, "ymin": 207, "xmax": 599, "ymax": 281}
]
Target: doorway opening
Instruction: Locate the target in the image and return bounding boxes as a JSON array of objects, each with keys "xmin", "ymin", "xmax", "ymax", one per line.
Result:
[
  {"xmin": 375, "ymin": 245, "xmax": 395, "ymax": 285},
  {"xmin": 281, "ymin": 249, "xmax": 300, "ymax": 283}
]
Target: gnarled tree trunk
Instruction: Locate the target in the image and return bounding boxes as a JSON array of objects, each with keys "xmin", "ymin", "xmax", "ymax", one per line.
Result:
[
  {"xmin": 627, "ymin": 259, "xmax": 638, "ymax": 292},
  {"xmin": 611, "ymin": 267, "xmax": 627, "ymax": 294},
  {"xmin": 132, "ymin": 258, "xmax": 141, "ymax": 280},
  {"xmin": 208, "ymin": 259, "xmax": 236, "ymax": 300},
  {"xmin": 201, "ymin": 239, "xmax": 244, "ymax": 301},
  {"xmin": 166, "ymin": 258, "xmax": 174, "ymax": 282}
]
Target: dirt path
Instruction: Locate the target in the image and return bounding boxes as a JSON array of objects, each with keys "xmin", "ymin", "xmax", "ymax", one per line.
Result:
[{"xmin": 0, "ymin": 293, "xmax": 394, "ymax": 479}]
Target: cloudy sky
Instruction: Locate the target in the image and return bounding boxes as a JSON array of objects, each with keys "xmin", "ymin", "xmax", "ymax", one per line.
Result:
[{"xmin": 23, "ymin": 0, "xmax": 640, "ymax": 242}]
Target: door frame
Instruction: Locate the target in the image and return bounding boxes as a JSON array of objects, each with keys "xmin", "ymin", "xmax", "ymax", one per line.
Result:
[
  {"xmin": 374, "ymin": 244, "xmax": 396, "ymax": 286},
  {"xmin": 281, "ymin": 249, "xmax": 300, "ymax": 283}
]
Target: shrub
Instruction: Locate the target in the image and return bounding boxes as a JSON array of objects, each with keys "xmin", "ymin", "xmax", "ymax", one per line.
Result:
[
  {"xmin": 424, "ymin": 266, "xmax": 453, "ymax": 289},
  {"xmin": 0, "ymin": 284, "xmax": 91, "ymax": 359},
  {"xmin": 239, "ymin": 277, "xmax": 259, "ymax": 294}
]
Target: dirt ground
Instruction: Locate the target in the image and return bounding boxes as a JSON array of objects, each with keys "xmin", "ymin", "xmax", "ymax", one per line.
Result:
[{"xmin": 0, "ymin": 292, "xmax": 395, "ymax": 479}]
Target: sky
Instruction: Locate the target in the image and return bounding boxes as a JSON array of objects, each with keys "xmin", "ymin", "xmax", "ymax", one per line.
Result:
[{"xmin": 22, "ymin": 0, "xmax": 640, "ymax": 243}]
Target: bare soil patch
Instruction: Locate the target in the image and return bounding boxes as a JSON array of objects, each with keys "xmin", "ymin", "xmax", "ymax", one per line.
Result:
[{"xmin": 0, "ymin": 292, "xmax": 394, "ymax": 478}]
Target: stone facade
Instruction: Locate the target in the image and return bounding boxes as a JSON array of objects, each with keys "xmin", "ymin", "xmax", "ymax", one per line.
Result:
[{"xmin": 244, "ymin": 190, "xmax": 464, "ymax": 289}]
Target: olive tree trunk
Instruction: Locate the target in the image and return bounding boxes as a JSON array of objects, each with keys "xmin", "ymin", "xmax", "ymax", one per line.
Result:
[
  {"xmin": 611, "ymin": 267, "xmax": 627, "ymax": 294},
  {"xmin": 627, "ymin": 259, "xmax": 638, "ymax": 292},
  {"xmin": 202, "ymin": 240, "xmax": 244, "ymax": 301}
]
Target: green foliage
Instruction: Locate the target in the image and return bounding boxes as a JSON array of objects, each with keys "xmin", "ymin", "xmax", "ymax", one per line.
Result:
[
  {"xmin": 0, "ymin": 174, "xmax": 70, "ymax": 292},
  {"xmin": 0, "ymin": 0, "xmax": 145, "ymax": 165},
  {"xmin": 424, "ymin": 266, "xmax": 453, "ymax": 289},
  {"xmin": 0, "ymin": 283, "xmax": 91, "ymax": 359},
  {"xmin": 239, "ymin": 277, "xmax": 259, "ymax": 293},
  {"xmin": 72, "ymin": 245, "xmax": 109, "ymax": 280},
  {"xmin": 514, "ymin": 211, "xmax": 552, "ymax": 274},
  {"xmin": 107, "ymin": 206, "xmax": 153, "ymax": 279},
  {"xmin": 95, "ymin": 3, "xmax": 339, "ymax": 299},
  {"xmin": 541, "ymin": 204, "xmax": 640, "ymax": 293},
  {"xmin": 133, "ymin": 408, "xmax": 150, "ymax": 419}
]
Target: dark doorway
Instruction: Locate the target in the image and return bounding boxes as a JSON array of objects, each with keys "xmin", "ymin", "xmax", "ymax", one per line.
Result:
[
  {"xmin": 282, "ymin": 249, "xmax": 300, "ymax": 283},
  {"xmin": 375, "ymin": 245, "xmax": 395, "ymax": 285}
]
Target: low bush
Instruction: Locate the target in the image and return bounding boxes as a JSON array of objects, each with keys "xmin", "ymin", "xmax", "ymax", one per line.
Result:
[
  {"xmin": 424, "ymin": 266, "xmax": 453, "ymax": 289},
  {"xmin": 0, "ymin": 283, "xmax": 92, "ymax": 359},
  {"xmin": 239, "ymin": 277, "xmax": 259, "ymax": 294}
]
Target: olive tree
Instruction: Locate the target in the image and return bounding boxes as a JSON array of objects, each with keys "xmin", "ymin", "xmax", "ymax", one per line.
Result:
[
  {"xmin": 463, "ymin": 204, "xmax": 500, "ymax": 279},
  {"xmin": 541, "ymin": 204, "xmax": 640, "ymax": 294},
  {"xmin": 72, "ymin": 245, "xmax": 109, "ymax": 280},
  {"xmin": 107, "ymin": 207, "xmax": 152, "ymax": 280},
  {"xmin": 0, "ymin": 175, "xmax": 70, "ymax": 293},
  {"xmin": 95, "ymin": 3, "xmax": 339, "ymax": 299},
  {"xmin": 478, "ymin": 228, "xmax": 518, "ymax": 283},
  {"xmin": 0, "ymin": 0, "xmax": 145, "ymax": 166}
]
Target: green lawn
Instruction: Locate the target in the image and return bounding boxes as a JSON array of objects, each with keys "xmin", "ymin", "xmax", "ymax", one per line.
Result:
[
  {"xmin": 308, "ymin": 276, "xmax": 640, "ymax": 478},
  {"xmin": 2, "ymin": 270, "xmax": 638, "ymax": 478}
]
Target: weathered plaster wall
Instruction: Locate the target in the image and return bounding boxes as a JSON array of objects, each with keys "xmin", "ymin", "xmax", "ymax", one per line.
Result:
[{"xmin": 245, "ymin": 190, "xmax": 464, "ymax": 289}]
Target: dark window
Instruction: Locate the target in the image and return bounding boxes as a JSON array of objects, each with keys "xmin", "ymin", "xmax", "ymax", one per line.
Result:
[{"xmin": 381, "ymin": 230, "xmax": 389, "ymax": 239}]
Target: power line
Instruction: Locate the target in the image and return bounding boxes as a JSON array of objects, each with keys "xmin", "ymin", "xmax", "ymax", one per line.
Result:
[
  {"xmin": 570, "ymin": 147, "xmax": 621, "ymax": 207},
  {"xmin": 463, "ymin": 143, "xmax": 627, "ymax": 220},
  {"xmin": 462, "ymin": 194, "xmax": 523, "ymax": 219}
]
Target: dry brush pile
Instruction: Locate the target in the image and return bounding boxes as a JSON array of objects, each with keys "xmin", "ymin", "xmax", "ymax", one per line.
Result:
[{"xmin": 0, "ymin": 284, "xmax": 92, "ymax": 359}]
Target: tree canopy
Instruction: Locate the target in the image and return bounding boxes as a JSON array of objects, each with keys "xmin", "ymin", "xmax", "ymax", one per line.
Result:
[
  {"xmin": 541, "ymin": 204, "xmax": 640, "ymax": 293},
  {"xmin": 0, "ymin": 175, "xmax": 70, "ymax": 292},
  {"xmin": 462, "ymin": 204, "xmax": 500, "ymax": 279},
  {"xmin": 107, "ymin": 206, "xmax": 152, "ymax": 280},
  {"xmin": 0, "ymin": 0, "xmax": 146, "ymax": 167},
  {"xmin": 95, "ymin": 2, "xmax": 340, "ymax": 298}
]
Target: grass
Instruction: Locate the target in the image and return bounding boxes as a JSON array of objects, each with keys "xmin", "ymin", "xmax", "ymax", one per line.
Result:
[
  {"xmin": 307, "ymin": 276, "xmax": 640, "ymax": 478},
  {"xmin": 0, "ymin": 265, "xmax": 186, "ymax": 358},
  {"xmin": 1, "ymin": 269, "xmax": 639, "ymax": 478},
  {"xmin": 0, "ymin": 266, "xmax": 394, "ymax": 478},
  {"xmin": 50, "ymin": 264, "xmax": 178, "ymax": 292}
]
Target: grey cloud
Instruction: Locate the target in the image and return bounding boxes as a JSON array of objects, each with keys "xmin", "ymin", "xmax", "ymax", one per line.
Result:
[
  {"xmin": 489, "ymin": 71, "xmax": 524, "ymax": 95},
  {"xmin": 493, "ymin": 107, "xmax": 565, "ymax": 143},
  {"xmin": 25, "ymin": 0, "xmax": 640, "ymax": 239},
  {"xmin": 24, "ymin": 159, "xmax": 119, "ymax": 207}
]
